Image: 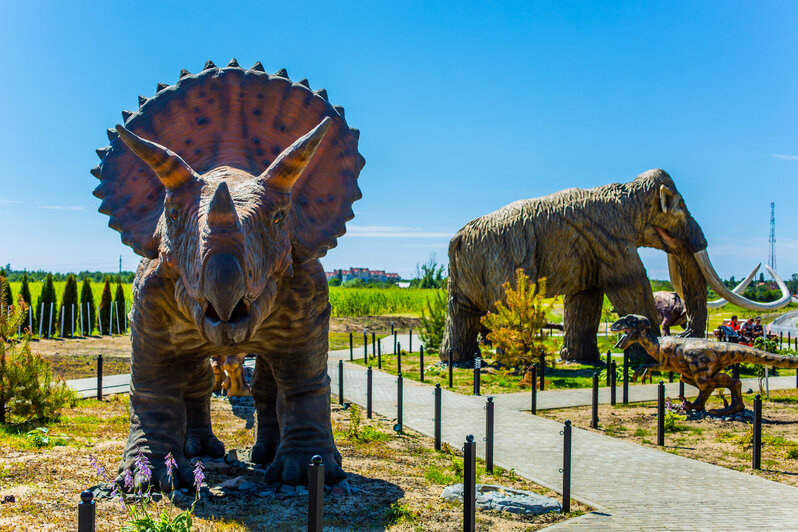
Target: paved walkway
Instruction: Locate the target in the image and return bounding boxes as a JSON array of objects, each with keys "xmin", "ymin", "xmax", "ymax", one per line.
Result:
[{"xmin": 66, "ymin": 334, "xmax": 798, "ymax": 530}]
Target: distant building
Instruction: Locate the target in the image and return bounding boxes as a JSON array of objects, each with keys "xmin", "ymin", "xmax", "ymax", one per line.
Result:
[{"xmin": 325, "ymin": 268, "xmax": 401, "ymax": 283}]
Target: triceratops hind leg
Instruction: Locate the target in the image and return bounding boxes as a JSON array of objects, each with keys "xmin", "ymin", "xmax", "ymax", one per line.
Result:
[
  {"xmin": 184, "ymin": 358, "xmax": 225, "ymax": 459},
  {"xmin": 250, "ymin": 354, "xmax": 280, "ymax": 465}
]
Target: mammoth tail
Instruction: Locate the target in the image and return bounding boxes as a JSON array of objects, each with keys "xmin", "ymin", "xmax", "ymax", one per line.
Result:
[{"xmin": 729, "ymin": 347, "xmax": 798, "ymax": 369}]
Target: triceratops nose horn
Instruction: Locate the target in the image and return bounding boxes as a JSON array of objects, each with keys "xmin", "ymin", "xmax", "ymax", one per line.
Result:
[
  {"xmin": 203, "ymin": 253, "xmax": 246, "ymax": 322},
  {"xmin": 207, "ymin": 181, "xmax": 238, "ymax": 229}
]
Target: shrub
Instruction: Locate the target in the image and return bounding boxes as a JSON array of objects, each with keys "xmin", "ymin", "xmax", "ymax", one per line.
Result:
[
  {"xmin": 0, "ymin": 273, "xmax": 13, "ymax": 309},
  {"xmin": 480, "ymin": 269, "xmax": 553, "ymax": 369},
  {"xmin": 18, "ymin": 274, "xmax": 32, "ymax": 333},
  {"xmin": 59, "ymin": 275, "xmax": 79, "ymax": 337},
  {"xmin": 79, "ymin": 278, "xmax": 96, "ymax": 335},
  {"xmin": 99, "ymin": 277, "xmax": 113, "ymax": 335},
  {"xmin": 114, "ymin": 280, "xmax": 127, "ymax": 334},
  {"xmin": 35, "ymin": 274, "xmax": 58, "ymax": 338},
  {"xmin": 419, "ymin": 289, "xmax": 446, "ymax": 351},
  {"xmin": 0, "ymin": 303, "xmax": 78, "ymax": 422}
]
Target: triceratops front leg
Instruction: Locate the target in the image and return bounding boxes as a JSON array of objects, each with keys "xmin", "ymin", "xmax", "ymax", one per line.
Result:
[
  {"xmin": 250, "ymin": 355, "xmax": 280, "ymax": 465},
  {"xmin": 183, "ymin": 357, "xmax": 225, "ymax": 459}
]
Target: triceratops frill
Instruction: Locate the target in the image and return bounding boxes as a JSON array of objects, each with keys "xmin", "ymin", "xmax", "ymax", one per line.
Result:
[{"xmin": 93, "ymin": 60, "xmax": 364, "ymax": 488}]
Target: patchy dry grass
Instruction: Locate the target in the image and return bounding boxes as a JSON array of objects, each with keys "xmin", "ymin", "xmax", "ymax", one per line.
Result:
[
  {"xmin": 538, "ymin": 388, "xmax": 798, "ymax": 487},
  {"xmin": 0, "ymin": 395, "xmax": 586, "ymax": 531}
]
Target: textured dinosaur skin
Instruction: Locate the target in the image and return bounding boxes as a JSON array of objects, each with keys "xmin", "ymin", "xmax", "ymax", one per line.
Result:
[
  {"xmin": 612, "ymin": 314, "xmax": 798, "ymax": 415},
  {"xmin": 654, "ymin": 291, "xmax": 686, "ymax": 336},
  {"xmin": 442, "ymin": 169, "xmax": 712, "ymax": 364},
  {"xmin": 92, "ymin": 60, "xmax": 363, "ymax": 489}
]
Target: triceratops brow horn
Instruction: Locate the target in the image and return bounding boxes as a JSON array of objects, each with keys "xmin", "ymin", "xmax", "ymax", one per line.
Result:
[
  {"xmin": 259, "ymin": 116, "xmax": 332, "ymax": 192},
  {"xmin": 115, "ymin": 124, "xmax": 198, "ymax": 190}
]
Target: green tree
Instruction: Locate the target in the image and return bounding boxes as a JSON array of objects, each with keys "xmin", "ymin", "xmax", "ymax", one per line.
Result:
[
  {"xmin": 411, "ymin": 255, "xmax": 446, "ymax": 289},
  {"xmin": 79, "ymin": 278, "xmax": 96, "ymax": 336},
  {"xmin": 480, "ymin": 270, "xmax": 553, "ymax": 370},
  {"xmin": 328, "ymin": 277, "xmax": 342, "ymax": 287},
  {"xmin": 58, "ymin": 275, "xmax": 79, "ymax": 337},
  {"xmin": 36, "ymin": 274, "xmax": 58, "ymax": 338},
  {"xmin": 18, "ymin": 274, "xmax": 33, "ymax": 334},
  {"xmin": 419, "ymin": 290, "xmax": 447, "ymax": 351},
  {"xmin": 99, "ymin": 277, "xmax": 113, "ymax": 335},
  {"xmin": 114, "ymin": 280, "xmax": 126, "ymax": 334},
  {"xmin": 0, "ymin": 275, "xmax": 11, "ymax": 311}
]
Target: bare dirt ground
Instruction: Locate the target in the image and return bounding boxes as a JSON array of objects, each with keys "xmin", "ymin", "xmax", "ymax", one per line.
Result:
[
  {"xmin": 538, "ymin": 388, "xmax": 798, "ymax": 488},
  {"xmin": 0, "ymin": 397, "xmax": 584, "ymax": 531}
]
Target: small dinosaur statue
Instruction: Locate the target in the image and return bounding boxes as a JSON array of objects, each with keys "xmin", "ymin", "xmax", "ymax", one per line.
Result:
[{"xmin": 611, "ymin": 314, "xmax": 798, "ymax": 416}]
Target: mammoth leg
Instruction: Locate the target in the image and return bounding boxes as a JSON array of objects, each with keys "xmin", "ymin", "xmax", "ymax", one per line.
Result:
[
  {"xmin": 668, "ymin": 253, "xmax": 707, "ymax": 337},
  {"xmin": 250, "ymin": 355, "xmax": 280, "ymax": 465},
  {"xmin": 184, "ymin": 357, "xmax": 225, "ymax": 459},
  {"xmin": 440, "ymin": 294, "xmax": 483, "ymax": 363},
  {"xmin": 605, "ymin": 259, "xmax": 660, "ymax": 363},
  {"xmin": 560, "ymin": 288, "xmax": 602, "ymax": 363}
]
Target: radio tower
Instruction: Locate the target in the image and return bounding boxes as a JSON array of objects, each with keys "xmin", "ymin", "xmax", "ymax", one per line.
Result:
[{"xmin": 768, "ymin": 202, "xmax": 776, "ymax": 276}]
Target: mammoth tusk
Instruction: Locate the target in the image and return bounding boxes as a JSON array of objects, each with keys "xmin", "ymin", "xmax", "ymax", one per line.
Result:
[
  {"xmin": 706, "ymin": 263, "xmax": 760, "ymax": 309},
  {"xmin": 694, "ymin": 250, "xmax": 791, "ymax": 310}
]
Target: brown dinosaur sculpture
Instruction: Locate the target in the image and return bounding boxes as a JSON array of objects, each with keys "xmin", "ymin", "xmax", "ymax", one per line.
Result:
[
  {"xmin": 93, "ymin": 60, "xmax": 364, "ymax": 489},
  {"xmin": 611, "ymin": 314, "xmax": 798, "ymax": 416},
  {"xmin": 211, "ymin": 354, "xmax": 251, "ymax": 397}
]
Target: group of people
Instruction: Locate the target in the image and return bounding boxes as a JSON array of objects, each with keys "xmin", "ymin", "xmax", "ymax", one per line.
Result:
[{"xmin": 727, "ymin": 315, "xmax": 764, "ymax": 343}]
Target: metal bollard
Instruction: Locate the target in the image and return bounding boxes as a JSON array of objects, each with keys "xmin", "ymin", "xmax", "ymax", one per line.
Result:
[
  {"xmin": 473, "ymin": 356, "xmax": 481, "ymax": 396},
  {"xmin": 434, "ymin": 384, "xmax": 442, "ymax": 451},
  {"xmin": 96, "ymin": 354, "xmax": 103, "ymax": 401},
  {"xmin": 591, "ymin": 372, "xmax": 598, "ymax": 428},
  {"xmin": 669, "ymin": 371, "xmax": 674, "ymax": 383},
  {"xmin": 367, "ymin": 366, "xmax": 373, "ymax": 419},
  {"xmin": 448, "ymin": 349, "xmax": 454, "ymax": 388},
  {"xmin": 420, "ymin": 345, "xmax": 425, "ymax": 382},
  {"xmin": 397, "ymin": 342, "xmax": 402, "ymax": 374},
  {"xmin": 307, "ymin": 455, "xmax": 324, "ymax": 532},
  {"xmin": 485, "ymin": 397, "xmax": 494, "ymax": 473},
  {"xmin": 372, "ymin": 332, "xmax": 376, "ymax": 359},
  {"xmin": 78, "ymin": 490, "xmax": 95, "ymax": 532},
  {"xmin": 363, "ymin": 331, "xmax": 368, "ymax": 362},
  {"xmin": 753, "ymin": 394, "xmax": 762, "ymax": 470},
  {"xmin": 606, "ymin": 350, "xmax": 611, "ymax": 386},
  {"xmin": 391, "ymin": 321, "xmax": 395, "ymax": 335},
  {"xmin": 463, "ymin": 434, "xmax": 476, "ymax": 532},
  {"xmin": 657, "ymin": 381, "xmax": 665, "ymax": 446},
  {"xmin": 780, "ymin": 332, "xmax": 783, "ymax": 349},
  {"xmin": 338, "ymin": 360, "xmax": 344, "ymax": 405},
  {"xmin": 349, "ymin": 332, "xmax": 353, "ymax": 361},
  {"xmin": 409, "ymin": 329, "xmax": 412, "ymax": 352},
  {"xmin": 539, "ymin": 349, "xmax": 545, "ymax": 391},
  {"xmin": 396, "ymin": 373, "xmax": 403, "ymax": 431},
  {"xmin": 530, "ymin": 364, "xmax": 537, "ymax": 414},
  {"xmin": 394, "ymin": 330, "xmax": 397, "ymax": 354},
  {"xmin": 561, "ymin": 420, "xmax": 571, "ymax": 514},
  {"xmin": 610, "ymin": 361, "xmax": 616, "ymax": 406},
  {"xmin": 623, "ymin": 353, "xmax": 629, "ymax": 404},
  {"xmin": 679, "ymin": 380, "xmax": 685, "ymax": 398},
  {"xmin": 378, "ymin": 340, "xmax": 382, "ymax": 369}
]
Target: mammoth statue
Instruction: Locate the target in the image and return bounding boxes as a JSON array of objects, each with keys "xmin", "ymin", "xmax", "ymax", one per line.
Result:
[
  {"xmin": 93, "ymin": 61, "xmax": 364, "ymax": 488},
  {"xmin": 442, "ymin": 169, "xmax": 791, "ymax": 363}
]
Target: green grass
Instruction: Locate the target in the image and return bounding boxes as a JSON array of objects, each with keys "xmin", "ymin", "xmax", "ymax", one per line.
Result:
[{"xmin": 328, "ymin": 287, "xmax": 443, "ymax": 317}]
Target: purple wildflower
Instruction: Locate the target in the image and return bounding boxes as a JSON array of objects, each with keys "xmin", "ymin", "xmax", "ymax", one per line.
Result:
[
  {"xmin": 123, "ymin": 469, "xmax": 135, "ymax": 490},
  {"xmin": 193, "ymin": 461, "xmax": 205, "ymax": 490},
  {"xmin": 89, "ymin": 455, "xmax": 107, "ymax": 481},
  {"xmin": 164, "ymin": 452, "xmax": 178, "ymax": 482},
  {"xmin": 134, "ymin": 446, "xmax": 152, "ymax": 487}
]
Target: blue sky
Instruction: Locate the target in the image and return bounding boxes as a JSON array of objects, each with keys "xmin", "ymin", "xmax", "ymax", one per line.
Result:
[{"xmin": 0, "ymin": 1, "xmax": 796, "ymax": 280}]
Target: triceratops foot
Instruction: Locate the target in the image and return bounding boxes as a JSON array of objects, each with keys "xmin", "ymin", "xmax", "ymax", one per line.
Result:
[
  {"xmin": 264, "ymin": 450, "xmax": 345, "ymax": 486},
  {"xmin": 184, "ymin": 430, "xmax": 225, "ymax": 459},
  {"xmin": 250, "ymin": 439, "xmax": 279, "ymax": 465}
]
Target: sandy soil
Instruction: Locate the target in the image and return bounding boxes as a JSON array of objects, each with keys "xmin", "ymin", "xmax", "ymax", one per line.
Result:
[
  {"xmin": 538, "ymin": 388, "xmax": 798, "ymax": 487},
  {"xmin": 0, "ymin": 397, "xmax": 586, "ymax": 531}
]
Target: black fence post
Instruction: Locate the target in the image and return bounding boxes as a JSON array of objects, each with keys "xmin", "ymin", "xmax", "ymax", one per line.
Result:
[
  {"xmin": 363, "ymin": 332, "xmax": 368, "ymax": 362},
  {"xmin": 409, "ymin": 329, "xmax": 413, "ymax": 352},
  {"xmin": 96, "ymin": 354, "xmax": 103, "ymax": 401},
  {"xmin": 591, "ymin": 372, "xmax": 599, "ymax": 428},
  {"xmin": 349, "ymin": 332, "xmax": 353, "ymax": 361},
  {"xmin": 473, "ymin": 356, "xmax": 481, "ymax": 396},
  {"xmin": 669, "ymin": 371, "xmax": 674, "ymax": 383},
  {"xmin": 530, "ymin": 364, "xmax": 537, "ymax": 415},
  {"xmin": 539, "ymin": 349, "xmax": 545, "ymax": 391},
  {"xmin": 622, "ymin": 352, "xmax": 629, "ymax": 404},
  {"xmin": 420, "ymin": 345, "xmax": 425, "ymax": 382},
  {"xmin": 372, "ymin": 332, "xmax": 376, "ymax": 359},
  {"xmin": 397, "ymin": 342, "xmax": 402, "ymax": 374},
  {"xmin": 657, "ymin": 381, "xmax": 665, "ymax": 446},
  {"xmin": 606, "ymin": 350, "xmax": 611, "ymax": 386},
  {"xmin": 391, "ymin": 321, "xmax": 395, "ymax": 335},
  {"xmin": 307, "ymin": 455, "xmax": 324, "ymax": 532},
  {"xmin": 679, "ymin": 380, "xmax": 685, "ymax": 399},
  {"xmin": 733, "ymin": 363, "xmax": 740, "ymax": 380},
  {"xmin": 463, "ymin": 434, "xmax": 476, "ymax": 532},
  {"xmin": 780, "ymin": 332, "xmax": 783, "ymax": 350},
  {"xmin": 338, "ymin": 360, "xmax": 344, "ymax": 406},
  {"xmin": 753, "ymin": 394, "xmax": 762, "ymax": 470},
  {"xmin": 366, "ymin": 366, "xmax": 373, "ymax": 419},
  {"xmin": 434, "ymin": 384, "xmax": 442, "ymax": 451},
  {"xmin": 561, "ymin": 420, "xmax": 571, "ymax": 514},
  {"xmin": 448, "ymin": 349, "xmax": 453, "ymax": 388},
  {"xmin": 396, "ymin": 373, "xmax": 403, "ymax": 431},
  {"xmin": 610, "ymin": 361, "xmax": 617, "ymax": 406},
  {"xmin": 394, "ymin": 330, "xmax": 397, "ymax": 354},
  {"xmin": 78, "ymin": 490, "xmax": 95, "ymax": 532},
  {"xmin": 378, "ymin": 340, "xmax": 382, "ymax": 370},
  {"xmin": 485, "ymin": 396, "xmax": 494, "ymax": 473}
]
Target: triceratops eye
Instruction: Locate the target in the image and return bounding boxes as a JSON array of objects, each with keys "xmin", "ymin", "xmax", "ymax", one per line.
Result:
[
  {"xmin": 273, "ymin": 212, "xmax": 283, "ymax": 225},
  {"xmin": 169, "ymin": 208, "xmax": 178, "ymax": 221}
]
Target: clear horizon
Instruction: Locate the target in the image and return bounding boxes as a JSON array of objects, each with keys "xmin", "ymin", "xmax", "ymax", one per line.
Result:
[{"xmin": 1, "ymin": 1, "xmax": 796, "ymax": 281}]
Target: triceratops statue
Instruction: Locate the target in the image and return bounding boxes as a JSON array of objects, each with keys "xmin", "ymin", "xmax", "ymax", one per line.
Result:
[{"xmin": 93, "ymin": 60, "xmax": 364, "ymax": 488}]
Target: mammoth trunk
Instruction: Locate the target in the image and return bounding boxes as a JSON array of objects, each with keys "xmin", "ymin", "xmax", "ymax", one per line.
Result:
[{"xmin": 667, "ymin": 253, "xmax": 707, "ymax": 337}]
